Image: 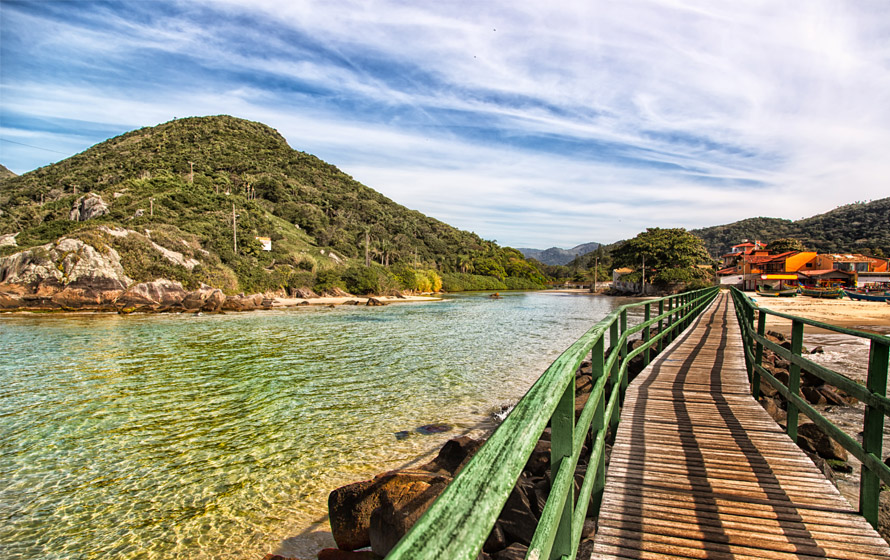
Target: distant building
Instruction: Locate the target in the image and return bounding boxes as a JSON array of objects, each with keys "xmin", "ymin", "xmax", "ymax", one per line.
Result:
[{"xmin": 255, "ymin": 236, "xmax": 272, "ymax": 251}]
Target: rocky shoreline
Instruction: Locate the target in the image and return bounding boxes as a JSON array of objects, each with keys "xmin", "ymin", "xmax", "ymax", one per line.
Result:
[
  {"xmin": 0, "ymin": 277, "xmax": 437, "ymax": 314},
  {"xmin": 263, "ymin": 330, "xmax": 671, "ymax": 560},
  {"xmin": 261, "ymin": 325, "xmax": 889, "ymax": 560}
]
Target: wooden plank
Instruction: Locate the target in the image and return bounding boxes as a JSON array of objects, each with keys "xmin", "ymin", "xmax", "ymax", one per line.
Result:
[{"xmin": 591, "ymin": 293, "xmax": 890, "ymax": 560}]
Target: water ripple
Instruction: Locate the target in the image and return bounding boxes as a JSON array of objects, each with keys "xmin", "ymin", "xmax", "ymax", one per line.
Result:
[{"xmin": 0, "ymin": 292, "xmax": 637, "ymax": 559}]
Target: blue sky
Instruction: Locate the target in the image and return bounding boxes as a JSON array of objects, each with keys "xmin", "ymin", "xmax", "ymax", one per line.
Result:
[{"xmin": 2, "ymin": 1, "xmax": 889, "ymax": 248}]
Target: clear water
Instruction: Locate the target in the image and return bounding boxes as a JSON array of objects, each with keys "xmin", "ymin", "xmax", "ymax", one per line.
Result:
[{"xmin": 0, "ymin": 292, "xmax": 639, "ymax": 559}]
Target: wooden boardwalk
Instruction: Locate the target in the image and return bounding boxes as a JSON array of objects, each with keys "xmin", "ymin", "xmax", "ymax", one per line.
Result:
[{"xmin": 592, "ymin": 292, "xmax": 890, "ymax": 560}]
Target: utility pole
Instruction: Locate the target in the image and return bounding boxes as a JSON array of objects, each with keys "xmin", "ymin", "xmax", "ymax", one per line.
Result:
[
  {"xmin": 232, "ymin": 203, "xmax": 238, "ymax": 253},
  {"xmin": 641, "ymin": 254, "xmax": 646, "ymax": 295},
  {"xmin": 365, "ymin": 230, "xmax": 370, "ymax": 267},
  {"xmin": 592, "ymin": 257, "xmax": 599, "ymax": 293}
]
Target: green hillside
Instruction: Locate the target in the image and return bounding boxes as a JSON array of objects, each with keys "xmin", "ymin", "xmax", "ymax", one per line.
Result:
[
  {"xmin": 0, "ymin": 116, "xmax": 544, "ymax": 294},
  {"xmin": 692, "ymin": 198, "xmax": 890, "ymax": 257}
]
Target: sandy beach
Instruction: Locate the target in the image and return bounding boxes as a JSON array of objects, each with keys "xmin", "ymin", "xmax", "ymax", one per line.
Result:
[{"xmin": 751, "ymin": 294, "xmax": 890, "ymax": 329}]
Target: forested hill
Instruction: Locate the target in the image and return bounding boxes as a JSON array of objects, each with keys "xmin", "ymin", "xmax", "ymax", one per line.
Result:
[
  {"xmin": 692, "ymin": 198, "xmax": 890, "ymax": 257},
  {"xmin": 0, "ymin": 164, "xmax": 16, "ymax": 180},
  {"xmin": 0, "ymin": 115, "xmax": 544, "ymax": 294}
]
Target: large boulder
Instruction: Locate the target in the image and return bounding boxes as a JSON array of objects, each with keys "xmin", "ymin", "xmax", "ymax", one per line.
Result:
[
  {"xmin": 328, "ymin": 471, "xmax": 450, "ymax": 551},
  {"xmin": 419, "ymin": 436, "xmax": 484, "ymax": 476},
  {"xmin": 115, "ymin": 280, "xmax": 188, "ymax": 310},
  {"xmin": 0, "ymin": 238, "xmax": 132, "ymax": 308},
  {"xmin": 221, "ymin": 293, "xmax": 264, "ymax": 311},
  {"xmin": 797, "ymin": 423, "xmax": 847, "ymax": 461},
  {"xmin": 368, "ymin": 479, "xmax": 446, "ymax": 556},
  {"xmin": 69, "ymin": 193, "xmax": 109, "ymax": 221},
  {"xmin": 181, "ymin": 287, "xmax": 226, "ymax": 311}
]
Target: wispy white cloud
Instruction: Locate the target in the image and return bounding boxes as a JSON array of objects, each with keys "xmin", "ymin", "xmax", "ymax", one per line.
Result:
[{"xmin": 2, "ymin": 0, "xmax": 889, "ymax": 247}]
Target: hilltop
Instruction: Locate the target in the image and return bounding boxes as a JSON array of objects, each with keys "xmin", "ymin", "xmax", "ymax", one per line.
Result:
[
  {"xmin": 692, "ymin": 198, "xmax": 890, "ymax": 257},
  {"xmin": 0, "ymin": 116, "xmax": 544, "ymax": 309},
  {"xmin": 0, "ymin": 164, "xmax": 16, "ymax": 181}
]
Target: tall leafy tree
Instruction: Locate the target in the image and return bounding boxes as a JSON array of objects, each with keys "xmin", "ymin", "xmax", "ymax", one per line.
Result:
[{"xmin": 612, "ymin": 228, "xmax": 711, "ymax": 270}]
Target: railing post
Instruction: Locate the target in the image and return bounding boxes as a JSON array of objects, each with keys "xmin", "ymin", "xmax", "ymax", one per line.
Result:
[
  {"xmin": 861, "ymin": 340, "xmax": 889, "ymax": 529},
  {"xmin": 590, "ymin": 336, "xmax": 606, "ymax": 516},
  {"xmin": 786, "ymin": 320, "xmax": 804, "ymax": 442},
  {"xmin": 752, "ymin": 311, "xmax": 765, "ymax": 398},
  {"xmin": 551, "ymin": 376, "xmax": 575, "ymax": 557},
  {"xmin": 643, "ymin": 302, "xmax": 651, "ymax": 367},
  {"xmin": 619, "ymin": 309, "xmax": 628, "ymax": 393},
  {"xmin": 657, "ymin": 299, "xmax": 664, "ymax": 353},
  {"xmin": 609, "ymin": 321, "xmax": 620, "ymax": 431}
]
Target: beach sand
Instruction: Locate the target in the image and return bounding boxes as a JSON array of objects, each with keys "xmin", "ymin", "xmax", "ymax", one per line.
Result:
[{"xmin": 750, "ymin": 295, "xmax": 890, "ymax": 329}]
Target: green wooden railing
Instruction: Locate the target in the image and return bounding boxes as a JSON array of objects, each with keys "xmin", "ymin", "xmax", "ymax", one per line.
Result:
[
  {"xmin": 730, "ymin": 286, "xmax": 890, "ymax": 529},
  {"xmin": 386, "ymin": 286, "xmax": 720, "ymax": 560}
]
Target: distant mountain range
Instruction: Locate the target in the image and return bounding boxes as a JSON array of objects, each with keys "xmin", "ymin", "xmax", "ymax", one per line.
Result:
[{"xmin": 517, "ymin": 242, "xmax": 601, "ymax": 266}]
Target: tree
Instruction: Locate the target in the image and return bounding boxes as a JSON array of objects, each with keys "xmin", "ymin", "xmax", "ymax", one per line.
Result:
[
  {"xmin": 767, "ymin": 237, "xmax": 805, "ymax": 254},
  {"xmin": 612, "ymin": 228, "xmax": 711, "ymax": 271}
]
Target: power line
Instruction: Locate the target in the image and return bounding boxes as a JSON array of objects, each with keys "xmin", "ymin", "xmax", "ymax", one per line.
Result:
[{"xmin": 0, "ymin": 137, "xmax": 70, "ymax": 155}]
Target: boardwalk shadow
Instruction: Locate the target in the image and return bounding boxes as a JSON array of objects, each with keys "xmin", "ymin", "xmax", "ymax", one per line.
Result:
[{"xmin": 612, "ymin": 294, "xmax": 829, "ymax": 558}]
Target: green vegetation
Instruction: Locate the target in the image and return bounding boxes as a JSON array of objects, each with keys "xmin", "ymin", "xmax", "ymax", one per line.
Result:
[
  {"xmin": 693, "ymin": 199, "xmax": 890, "ymax": 257},
  {"xmin": 612, "ymin": 227, "xmax": 714, "ymax": 288},
  {"xmin": 0, "ymin": 116, "xmax": 547, "ymax": 294},
  {"xmin": 766, "ymin": 237, "xmax": 806, "ymax": 254}
]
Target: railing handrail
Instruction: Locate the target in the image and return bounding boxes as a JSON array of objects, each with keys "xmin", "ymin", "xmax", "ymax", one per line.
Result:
[
  {"xmin": 386, "ymin": 286, "xmax": 720, "ymax": 559},
  {"xmin": 729, "ymin": 286, "xmax": 890, "ymax": 529}
]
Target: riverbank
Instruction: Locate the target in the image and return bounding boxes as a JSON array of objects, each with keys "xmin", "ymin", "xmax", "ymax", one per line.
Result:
[{"xmin": 272, "ymin": 294, "xmax": 440, "ymax": 307}]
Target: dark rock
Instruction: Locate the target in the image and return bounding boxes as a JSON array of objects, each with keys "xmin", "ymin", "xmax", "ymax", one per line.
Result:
[
  {"xmin": 328, "ymin": 471, "xmax": 450, "ymax": 551},
  {"xmin": 758, "ymin": 380, "xmax": 778, "ymax": 398},
  {"xmin": 493, "ymin": 543, "xmax": 529, "ymax": 560},
  {"xmin": 767, "ymin": 333, "xmax": 785, "ymax": 345},
  {"xmin": 292, "ymin": 287, "xmax": 318, "ymax": 299},
  {"xmin": 366, "ymin": 297, "xmax": 385, "ymax": 306},
  {"xmin": 797, "ymin": 423, "xmax": 847, "ymax": 461},
  {"xmin": 416, "ymin": 423, "xmax": 451, "ymax": 435},
  {"xmin": 524, "ymin": 440, "xmax": 551, "ymax": 477},
  {"xmin": 394, "ymin": 431, "xmax": 410, "ymax": 440},
  {"xmin": 816, "ymin": 386, "xmax": 850, "ymax": 406},
  {"xmin": 368, "ymin": 478, "xmax": 447, "ymax": 556},
  {"xmin": 483, "ymin": 521, "xmax": 508, "ymax": 553},
  {"xmin": 576, "ymin": 374, "xmax": 593, "ymax": 394},
  {"xmin": 575, "ymin": 391, "xmax": 590, "ymax": 420},
  {"xmin": 827, "ymin": 459, "xmax": 853, "ymax": 473},
  {"xmin": 317, "ymin": 549, "xmax": 376, "ymax": 560},
  {"xmin": 498, "ymin": 474, "xmax": 538, "ymax": 546},
  {"xmin": 531, "ymin": 478, "xmax": 550, "ymax": 519},
  {"xmin": 810, "ymin": 346, "xmax": 825, "ymax": 354},
  {"xmin": 774, "ymin": 358, "xmax": 791, "ymax": 370},
  {"xmin": 801, "ymin": 387, "xmax": 827, "ymax": 405},
  {"xmin": 801, "ymin": 369, "xmax": 823, "ymax": 387},
  {"xmin": 760, "ymin": 396, "xmax": 786, "ymax": 425},
  {"xmin": 343, "ymin": 300, "xmax": 361, "ymax": 306},
  {"xmin": 420, "ymin": 436, "xmax": 484, "ymax": 476}
]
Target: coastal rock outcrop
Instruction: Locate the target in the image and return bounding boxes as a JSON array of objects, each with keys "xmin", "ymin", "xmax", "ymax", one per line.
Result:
[
  {"xmin": 328, "ymin": 471, "xmax": 450, "ymax": 552},
  {"xmin": 69, "ymin": 193, "xmax": 109, "ymax": 221},
  {"xmin": 115, "ymin": 280, "xmax": 189, "ymax": 310},
  {"xmin": 0, "ymin": 237, "xmax": 133, "ymax": 309}
]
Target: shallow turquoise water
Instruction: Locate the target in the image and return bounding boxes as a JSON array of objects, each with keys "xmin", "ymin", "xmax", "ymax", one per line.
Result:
[{"xmin": 0, "ymin": 292, "xmax": 640, "ymax": 559}]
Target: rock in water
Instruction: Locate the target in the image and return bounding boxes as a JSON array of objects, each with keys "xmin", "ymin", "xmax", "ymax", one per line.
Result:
[
  {"xmin": 415, "ymin": 423, "xmax": 451, "ymax": 435},
  {"xmin": 328, "ymin": 471, "xmax": 450, "ymax": 551}
]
